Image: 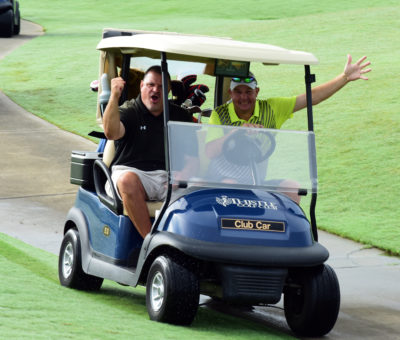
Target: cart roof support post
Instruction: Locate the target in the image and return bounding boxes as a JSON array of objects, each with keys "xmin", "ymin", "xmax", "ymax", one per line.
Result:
[
  {"xmin": 161, "ymin": 52, "xmax": 170, "ymax": 172},
  {"xmin": 214, "ymin": 75, "xmax": 225, "ymax": 107},
  {"xmin": 304, "ymin": 65, "xmax": 318, "ymax": 241},
  {"xmin": 153, "ymin": 52, "xmax": 172, "ymax": 232},
  {"xmin": 119, "ymin": 54, "xmax": 131, "ymax": 105}
]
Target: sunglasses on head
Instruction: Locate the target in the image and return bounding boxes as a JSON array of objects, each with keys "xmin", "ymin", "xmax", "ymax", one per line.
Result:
[{"xmin": 231, "ymin": 76, "xmax": 256, "ymax": 83}]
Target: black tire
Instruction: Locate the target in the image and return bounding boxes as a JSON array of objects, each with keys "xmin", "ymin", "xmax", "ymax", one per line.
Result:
[
  {"xmin": 13, "ymin": 1, "xmax": 20, "ymax": 35},
  {"xmin": 0, "ymin": 9, "xmax": 14, "ymax": 37},
  {"xmin": 58, "ymin": 229, "xmax": 103, "ymax": 291},
  {"xmin": 284, "ymin": 264, "xmax": 340, "ymax": 337},
  {"xmin": 146, "ymin": 255, "xmax": 199, "ymax": 325}
]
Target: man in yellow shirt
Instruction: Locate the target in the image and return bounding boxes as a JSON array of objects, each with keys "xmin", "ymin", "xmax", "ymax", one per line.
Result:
[
  {"xmin": 207, "ymin": 54, "xmax": 370, "ymax": 154},
  {"xmin": 205, "ymin": 55, "xmax": 371, "ymax": 201}
]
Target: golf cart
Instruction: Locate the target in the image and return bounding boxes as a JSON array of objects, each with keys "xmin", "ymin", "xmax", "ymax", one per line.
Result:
[{"xmin": 59, "ymin": 28, "xmax": 340, "ymax": 337}]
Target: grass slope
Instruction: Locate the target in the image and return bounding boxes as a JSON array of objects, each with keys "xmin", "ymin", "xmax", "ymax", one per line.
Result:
[
  {"xmin": 0, "ymin": 1, "xmax": 399, "ymax": 253},
  {"xmin": 0, "ymin": 233, "xmax": 293, "ymax": 339}
]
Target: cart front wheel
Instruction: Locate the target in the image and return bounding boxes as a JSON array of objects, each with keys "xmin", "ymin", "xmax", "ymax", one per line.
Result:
[
  {"xmin": 284, "ymin": 264, "xmax": 340, "ymax": 337},
  {"xmin": 146, "ymin": 255, "xmax": 199, "ymax": 325}
]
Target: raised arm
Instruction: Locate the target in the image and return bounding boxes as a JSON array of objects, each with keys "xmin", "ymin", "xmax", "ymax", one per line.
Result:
[
  {"xmin": 293, "ymin": 55, "xmax": 371, "ymax": 113},
  {"xmin": 103, "ymin": 77, "xmax": 126, "ymax": 140}
]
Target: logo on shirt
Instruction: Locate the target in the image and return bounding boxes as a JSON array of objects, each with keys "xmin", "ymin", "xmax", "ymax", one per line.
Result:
[{"xmin": 140, "ymin": 125, "xmax": 147, "ymax": 130}]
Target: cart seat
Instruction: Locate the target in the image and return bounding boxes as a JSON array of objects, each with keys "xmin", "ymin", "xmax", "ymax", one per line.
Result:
[{"xmin": 94, "ymin": 140, "xmax": 163, "ymax": 217}]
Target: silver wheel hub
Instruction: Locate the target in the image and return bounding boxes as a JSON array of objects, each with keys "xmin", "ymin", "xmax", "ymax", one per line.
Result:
[
  {"xmin": 62, "ymin": 242, "xmax": 74, "ymax": 278},
  {"xmin": 150, "ymin": 271, "xmax": 165, "ymax": 312}
]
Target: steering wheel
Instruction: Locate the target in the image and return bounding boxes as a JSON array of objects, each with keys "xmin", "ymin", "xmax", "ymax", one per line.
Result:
[{"xmin": 222, "ymin": 129, "xmax": 276, "ymax": 166}]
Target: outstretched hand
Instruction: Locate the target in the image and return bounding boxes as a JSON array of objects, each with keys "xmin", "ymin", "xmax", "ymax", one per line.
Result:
[{"xmin": 344, "ymin": 55, "xmax": 372, "ymax": 81}]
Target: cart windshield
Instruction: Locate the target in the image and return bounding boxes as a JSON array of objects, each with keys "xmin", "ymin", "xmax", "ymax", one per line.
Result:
[{"xmin": 168, "ymin": 121, "xmax": 318, "ymax": 194}]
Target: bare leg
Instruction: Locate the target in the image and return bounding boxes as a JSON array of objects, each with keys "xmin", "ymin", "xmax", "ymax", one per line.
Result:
[{"xmin": 117, "ymin": 172, "xmax": 151, "ymax": 238}]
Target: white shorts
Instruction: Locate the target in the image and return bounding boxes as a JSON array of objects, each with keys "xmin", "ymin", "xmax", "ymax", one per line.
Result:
[{"xmin": 106, "ymin": 165, "xmax": 167, "ymax": 201}]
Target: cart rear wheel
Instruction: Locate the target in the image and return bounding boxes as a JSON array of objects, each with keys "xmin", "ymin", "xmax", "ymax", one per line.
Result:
[
  {"xmin": 58, "ymin": 229, "xmax": 103, "ymax": 290},
  {"xmin": 146, "ymin": 255, "xmax": 199, "ymax": 325},
  {"xmin": 284, "ymin": 264, "xmax": 340, "ymax": 337}
]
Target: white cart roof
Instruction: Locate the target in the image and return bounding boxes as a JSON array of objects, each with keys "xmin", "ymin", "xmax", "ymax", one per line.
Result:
[{"xmin": 97, "ymin": 29, "xmax": 318, "ymax": 66}]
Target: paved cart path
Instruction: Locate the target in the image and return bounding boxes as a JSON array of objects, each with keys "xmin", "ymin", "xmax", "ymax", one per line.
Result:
[
  {"xmin": 1, "ymin": 20, "xmax": 400, "ymax": 340},
  {"xmin": 0, "ymin": 20, "xmax": 95, "ymax": 253}
]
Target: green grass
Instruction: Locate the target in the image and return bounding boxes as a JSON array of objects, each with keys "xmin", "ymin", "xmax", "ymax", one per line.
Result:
[
  {"xmin": 0, "ymin": 233, "xmax": 293, "ymax": 339},
  {"xmin": 0, "ymin": 1, "xmax": 399, "ymax": 250}
]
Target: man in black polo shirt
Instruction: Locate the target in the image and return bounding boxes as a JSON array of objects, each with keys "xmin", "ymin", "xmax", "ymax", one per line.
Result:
[{"xmin": 103, "ymin": 65, "xmax": 193, "ymax": 238}]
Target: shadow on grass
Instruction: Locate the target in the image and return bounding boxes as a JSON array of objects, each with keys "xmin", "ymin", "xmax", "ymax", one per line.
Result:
[
  {"xmin": 195, "ymin": 299, "xmax": 293, "ymax": 338},
  {"xmin": 87, "ymin": 283, "xmax": 294, "ymax": 338},
  {"xmin": 91, "ymin": 284, "xmax": 147, "ymax": 308}
]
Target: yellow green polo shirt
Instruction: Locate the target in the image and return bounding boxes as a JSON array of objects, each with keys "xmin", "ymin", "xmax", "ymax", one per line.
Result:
[{"xmin": 206, "ymin": 97, "xmax": 296, "ymax": 142}]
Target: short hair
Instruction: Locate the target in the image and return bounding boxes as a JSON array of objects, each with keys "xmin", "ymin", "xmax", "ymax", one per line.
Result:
[{"xmin": 144, "ymin": 65, "xmax": 171, "ymax": 82}]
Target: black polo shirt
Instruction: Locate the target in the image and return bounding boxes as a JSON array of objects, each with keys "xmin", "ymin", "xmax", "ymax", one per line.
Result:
[{"xmin": 111, "ymin": 95, "xmax": 192, "ymax": 171}]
